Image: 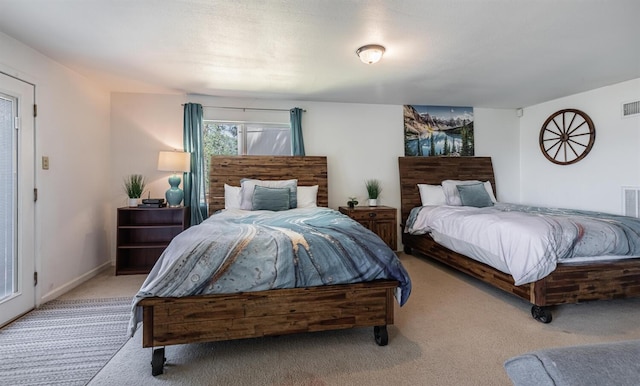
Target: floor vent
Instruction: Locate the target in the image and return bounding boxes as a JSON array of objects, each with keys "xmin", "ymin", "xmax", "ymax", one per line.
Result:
[
  {"xmin": 622, "ymin": 187, "xmax": 640, "ymax": 217},
  {"xmin": 622, "ymin": 101, "xmax": 640, "ymax": 118}
]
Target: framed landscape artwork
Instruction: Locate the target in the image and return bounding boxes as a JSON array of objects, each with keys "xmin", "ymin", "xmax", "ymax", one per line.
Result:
[{"xmin": 404, "ymin": 105, "xmax": 474, "ymax": 156}]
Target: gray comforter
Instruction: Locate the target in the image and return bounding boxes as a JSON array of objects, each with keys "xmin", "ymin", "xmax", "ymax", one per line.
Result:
[
  {"xmin": 405, "ymin": 203, "xmax": 640, "ymax": 285},
  {"xmin": 128, "ymin": 207, "xmax": 411, "ymax": 336}
]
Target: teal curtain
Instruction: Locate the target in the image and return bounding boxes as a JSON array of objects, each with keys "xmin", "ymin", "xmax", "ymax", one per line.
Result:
[
  {"xmin": 290, "ymin": 107, "xmax": 305, "ymax": 156},
  {"xmin": 183, "ymin": 103, "xmax": 208, "ymax": 225}
]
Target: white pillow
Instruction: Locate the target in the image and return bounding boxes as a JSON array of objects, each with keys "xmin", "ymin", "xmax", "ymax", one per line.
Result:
[
  {"xmin": 297, "ymin": 185, "xmax": 318, "ymax": 208},
  {"xmin": 442, "ymin": 180, "xmax": 497, "ymax": 206},
  {"xmin": 224, "ymin": 184, "xmax": 241, "ymax": 209},
  {"xmin": 484, "ymin": 181, "xmax": 498, "ymax": 203},
  {"xmin": 240, "ymin": 179, "xmax": 298, "ymax": 210},
  {"xmin": 417, "ymin": 184, "xmax": 447, "ymax": 206}
]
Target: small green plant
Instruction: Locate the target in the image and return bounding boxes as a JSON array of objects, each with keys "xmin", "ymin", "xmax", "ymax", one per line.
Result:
[
  {"xmin": 123, "ymin": 174, "xmax": 146, "ymax": 198},
  {"xmin": 365, "ymin": 179, "xmax": 382, "ymax": 199}
]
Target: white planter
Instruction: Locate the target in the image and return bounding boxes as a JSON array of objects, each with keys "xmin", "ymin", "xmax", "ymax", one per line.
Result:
[
  {"xmin": 368, "ymin": 198, "xmax": 378, "ymax": 206},
  {"xmin": 128, "ymin": 198, "xmax": 139, "ymax": 207}
]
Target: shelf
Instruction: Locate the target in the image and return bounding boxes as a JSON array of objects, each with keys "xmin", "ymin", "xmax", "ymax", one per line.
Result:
[
  {"xmin": 118, "ymin": 224, "xmax": 186, "ymax": 229},
  {"xmin": 115, "ymin": 267, "xmax": 153, "ymax": 275},
  {"xmin": 117, "ymin": 243, "xmax": 171, "ymax": 249},
  {"xmin": 116, "ymin": 207, "xmax": 190, "ymax": 275}
]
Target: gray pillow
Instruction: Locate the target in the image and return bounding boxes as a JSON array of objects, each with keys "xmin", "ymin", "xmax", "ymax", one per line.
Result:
[
  {"xmin": 240, "ymin": 179, "xmax": 298, "ymax": 210},
  {"xmin": 456, "ymin": 183, "xmax": 494, "ymax": 208},
  {"xmin": 251, "ymin": 186, "xmax": 291, "ymax": 211}
]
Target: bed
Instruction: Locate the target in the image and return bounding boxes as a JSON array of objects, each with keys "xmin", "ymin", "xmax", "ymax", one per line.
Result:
[
  {"xmin": 398, "ymin": 156, "xmax": 640, "ymax": 323},
  {"xmin": 132, "ymin": 156, "xmax": 411, "ymax": 376}
]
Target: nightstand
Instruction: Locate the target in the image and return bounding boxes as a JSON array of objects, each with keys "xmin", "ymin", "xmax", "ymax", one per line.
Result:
[
  {"xmin": 339, "ymin": 205, "xmax": 397, "ymax": 251},
  {"xmin": 116, "ymin": 207, "xmax": 190, "ymax": 275}
]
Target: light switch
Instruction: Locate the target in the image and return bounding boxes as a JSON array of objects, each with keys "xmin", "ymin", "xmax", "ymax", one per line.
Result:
[{"xmin": 42, "ymin": 156, "xmax": 49, "ymax": 170}]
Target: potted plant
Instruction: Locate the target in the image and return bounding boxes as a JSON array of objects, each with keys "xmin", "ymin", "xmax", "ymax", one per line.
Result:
[
  {"xmin": 365, "ymin": 179, "xmax": 381, "ymax": 206},
  {"xmin": 123, "ymin": 174, "xmax": 146, "ymax": 207}
]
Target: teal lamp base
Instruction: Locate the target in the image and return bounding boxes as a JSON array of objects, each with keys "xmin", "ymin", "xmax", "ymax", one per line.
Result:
[{"xmin": 165, "ymin": 174, "xmax": 184, "ymax": 207}]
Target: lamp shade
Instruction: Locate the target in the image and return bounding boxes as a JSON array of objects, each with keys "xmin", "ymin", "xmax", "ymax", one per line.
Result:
[
  {"xmin": 356, "ymin": 44, "xmax": 386, "ymax": 64},
  {"xmin": 157, "ymin": 151, "xmax": 190, "ymax": 173}
]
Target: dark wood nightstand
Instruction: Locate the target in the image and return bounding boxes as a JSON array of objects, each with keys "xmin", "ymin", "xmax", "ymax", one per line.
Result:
[
  {"xmin": 339, "ymin": 205, "xmax": 397, "ymax": 251},
  {"xmin": 116, "ymin": 207, "xmax": 190, "ymax": 275}
]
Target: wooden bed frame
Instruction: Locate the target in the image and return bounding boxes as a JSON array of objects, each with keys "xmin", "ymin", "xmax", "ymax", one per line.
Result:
[
  {"xmin": 399, "ymin": 156, "xmax": 640, "ymax": 323},
  {"xmin": 138, "ymin": 156, "xmax": 398, "ymax": 376}
]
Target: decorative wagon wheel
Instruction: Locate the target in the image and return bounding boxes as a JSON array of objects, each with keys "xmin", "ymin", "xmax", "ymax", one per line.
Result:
[{"xmin": 539, "ymin": 109, "xmax": 596, "ymax": 165}]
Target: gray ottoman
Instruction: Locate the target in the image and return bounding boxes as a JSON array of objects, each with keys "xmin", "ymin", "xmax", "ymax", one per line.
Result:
[{"xmin": 504, "ymin": 340, "xmax": 640, "ymax": 386}]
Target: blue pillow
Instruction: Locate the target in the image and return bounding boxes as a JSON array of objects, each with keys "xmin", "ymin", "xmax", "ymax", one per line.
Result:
[
  {"xmin": 251, "ymin": 186, "xmax": 291, "ymax": 211},
  {"xmin": 456, "ymin": 183, "xmax": 494, "ymax": 208}
]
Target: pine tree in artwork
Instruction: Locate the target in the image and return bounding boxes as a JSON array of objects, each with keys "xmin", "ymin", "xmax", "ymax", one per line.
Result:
[
  {"xmin": 429, "ymin": 136, "xmax": 436, "ymax": 156},
  {"xmin": 461, "ymin": 125, "xmax": 472, "ymax": 156}
]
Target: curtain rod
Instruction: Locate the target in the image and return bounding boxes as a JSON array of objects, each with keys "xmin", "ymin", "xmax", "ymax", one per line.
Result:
[{"xmin": 184, "ymin": 104, "xmax": 305, "ymax": 113}]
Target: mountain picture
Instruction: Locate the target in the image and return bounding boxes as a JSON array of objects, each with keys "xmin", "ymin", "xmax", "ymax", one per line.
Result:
[{"xmin": 404, "ymin": 105, "xmax": 474, "ymax": 157}]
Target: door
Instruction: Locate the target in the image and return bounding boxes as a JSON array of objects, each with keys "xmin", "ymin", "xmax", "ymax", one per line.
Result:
[{"xmin": 0, "ymin": 72, "xmax": 35, "ymax": 326}]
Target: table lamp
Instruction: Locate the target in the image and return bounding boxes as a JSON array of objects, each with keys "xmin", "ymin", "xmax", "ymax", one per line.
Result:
[{"xmin": 157, "ymin": 150, "xmax": 191, "ymax": 207}]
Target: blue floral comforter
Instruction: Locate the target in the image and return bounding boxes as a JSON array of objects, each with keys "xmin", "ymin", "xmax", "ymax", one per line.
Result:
[{"xmin": 128, "ymin": 207, "xmax": 411, "ymax": 336}]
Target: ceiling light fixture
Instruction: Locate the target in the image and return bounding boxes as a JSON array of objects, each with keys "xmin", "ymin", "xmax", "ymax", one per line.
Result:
[{"xmin": 356, "ymin": 44, "xmax": 386, "ymax": 64}]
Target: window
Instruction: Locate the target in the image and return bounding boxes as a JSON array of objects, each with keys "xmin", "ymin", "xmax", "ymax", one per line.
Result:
[
  {"xmin": 202, "ymin": 121, "xmax": 291, "ymax": 191},
  {"xmin": 0, "ymin": 93, "xmax": 16, "ymax": 301}
]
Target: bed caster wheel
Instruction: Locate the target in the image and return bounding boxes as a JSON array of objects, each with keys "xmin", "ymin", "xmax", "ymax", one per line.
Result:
[
  {"xmin": 531, "ymin": 305, "xmax": 552, "ymax": 324},
  {"xmin": 374, "ymin": 325, "xmax": 388, "ymax": 346},
  {"xmin": 151, "ymin": 347, "xmax": 166, "ymax": 376}
]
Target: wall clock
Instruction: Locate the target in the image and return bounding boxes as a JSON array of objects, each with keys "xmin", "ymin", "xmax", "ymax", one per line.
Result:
[{"xmin": 539, "ymin": 108, "xmax": 596, "ymax": 165}]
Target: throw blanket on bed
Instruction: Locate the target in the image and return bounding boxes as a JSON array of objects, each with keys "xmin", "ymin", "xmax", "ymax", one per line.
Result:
[
  {"xmin": 128, "ymin": 207, "xmax": 411, "ymax": 336},
  {"xmin": 405, "ymin": 203, "xmax": 640, "ymax": 285}
]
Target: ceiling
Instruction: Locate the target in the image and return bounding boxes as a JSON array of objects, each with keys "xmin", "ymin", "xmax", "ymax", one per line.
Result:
[{"xmin": 0, "ymin": 0, "xmax": 638, "ymax": 109}]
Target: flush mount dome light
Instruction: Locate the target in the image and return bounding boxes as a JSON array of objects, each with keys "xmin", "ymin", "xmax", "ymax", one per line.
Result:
[{"xmin": 356, "ymin": 44, "xmax": 386, "ymax": 64}]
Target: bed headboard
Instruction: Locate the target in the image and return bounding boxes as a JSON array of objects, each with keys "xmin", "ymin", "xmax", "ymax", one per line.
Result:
[
  {"xmin": 398, "ymin": 156, "xmax": 496, "ymax": 225},
  {"xmin": 208, "ymin": 155, "xmax": 328, "ymax": 214}
]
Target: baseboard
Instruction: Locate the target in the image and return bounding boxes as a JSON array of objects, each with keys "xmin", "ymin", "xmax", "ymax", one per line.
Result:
[{"xmin": 40, "ymin": 262, "xmax": 113, "ymax": 304}]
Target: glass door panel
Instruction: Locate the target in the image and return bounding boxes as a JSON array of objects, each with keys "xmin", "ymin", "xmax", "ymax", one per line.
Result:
[{"xmin": 0, "ymin": 93, "xmax": 16, "ymax": 301}]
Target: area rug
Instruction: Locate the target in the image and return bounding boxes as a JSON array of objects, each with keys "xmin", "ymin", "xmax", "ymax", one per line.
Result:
[{"xmin": 0, "ymin": 297, "xmax": 132, "ymax": 386}]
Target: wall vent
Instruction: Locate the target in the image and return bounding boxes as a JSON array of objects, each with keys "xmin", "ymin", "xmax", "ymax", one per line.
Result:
[
  {"xmin": 622, "ymin": 187, "xmax": 640, "ymax": 217},
  {"xmin": 622, "ymin": 100, "xmax": 640, "ymax": 118}
]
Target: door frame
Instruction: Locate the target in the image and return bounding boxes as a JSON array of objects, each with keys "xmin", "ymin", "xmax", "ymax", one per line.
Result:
[{"xmin": 0, "ymin": 69, "xmax": 37, "ymax": 326}]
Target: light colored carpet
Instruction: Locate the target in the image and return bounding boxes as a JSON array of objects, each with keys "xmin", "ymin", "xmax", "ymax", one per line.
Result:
[
  {"xmin": 88, "ymin": 254, "xmax": 640, "ymax": 385},
  {"xmin": 57, "ymin": 270, "xmax": 146, "ymax": 301},
  {"xmin": 0, "ymin": 297, "xmax": 132, "ymax": 386}
]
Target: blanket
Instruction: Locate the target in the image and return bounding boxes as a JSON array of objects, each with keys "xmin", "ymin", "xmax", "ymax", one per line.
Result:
[
  {"xmin": 129, "ymin": 207, "xmax": 411, "ymax": 336},
  {"xmin": 405, "ymin": 203, "xmax": 640, "ymax": 285}
]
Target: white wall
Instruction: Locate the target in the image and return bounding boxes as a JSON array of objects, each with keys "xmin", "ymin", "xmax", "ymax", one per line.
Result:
[
  {"xmin": 303, "ymin": 102, "xmax": 403, "ymax": 210},
  {"xmin": 0, "ymin": 32, "xmax": 111, "ymax": 303},
  {"xmin": 519, "ymin": 78, "xmax": 640, "ymax": 214},
  {"xmin": 109, "ymin": 92, "xmax": 186, "ymax": 259},
  {"xmin": 187, "ymin": 95, "xmax": 404, "ymax": 210},
  {"xmin": 116, "ymin": 94, "xmax": 520, "ymax": 250},
  {"xmin": 188, "ymin": 95, "xmax": 523, "ymax": 207},
  {"xmin": 474, "ymin": 108, "xmax": 520, "ymax": 203}
]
